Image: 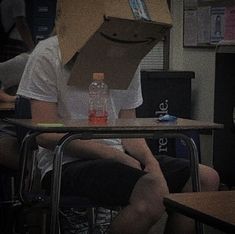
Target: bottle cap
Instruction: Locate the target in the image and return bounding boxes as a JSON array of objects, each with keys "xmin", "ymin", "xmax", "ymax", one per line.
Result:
[{"xmin": 93, "ymin": 73, "xmax": 104, "ymax": 80}]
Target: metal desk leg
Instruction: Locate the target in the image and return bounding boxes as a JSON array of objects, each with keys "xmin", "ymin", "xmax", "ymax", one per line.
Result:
[
  {"xmin": 49, "ymin": 132, "xmax": 204, "ymax": 234},
  {"xmin": 156, "ymin": 133, "xmax": 204, "ymax": 234},
  {"xmin": 155, "ymin": 133, "xmax": 201, "ymax": 192},
  {"xmin": 50, "ymin": 133, "xmax": 82, "ymax": 234},
  {"xmin": 18, "ymin": 132, "xmax": 40, "ymax": 203},
  {"xmin": 50, "ymin": 144, "xmax": 63, "ymax": 234},
  {"xmin": 171, "ymin": 133, "xmax": 204, "ymax": 234},
  {"xmin": 177, "ymin": 134, "xmax": 201, "ymax": 192}
]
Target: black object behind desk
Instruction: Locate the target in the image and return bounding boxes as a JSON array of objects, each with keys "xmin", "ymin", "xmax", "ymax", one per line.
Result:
[
  {"xmin": 136, "ymin": 70, "xmax": 198, "ymax": 159},
  {"xmin": 213, "ymin": 44, "xmax": 235, "ymax": 187},
  {"xmin": 25, "ymin": 0, "xmax": 57, "ymax": 42}
]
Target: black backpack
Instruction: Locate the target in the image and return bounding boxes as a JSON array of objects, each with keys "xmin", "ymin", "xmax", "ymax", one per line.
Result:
[{"xmin": 0, "ymin": 1, "xmax": 16, "ymax": 46}]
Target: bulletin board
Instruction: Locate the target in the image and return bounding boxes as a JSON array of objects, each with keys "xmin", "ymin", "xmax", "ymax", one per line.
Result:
[{"xmin": 183, "ymin": 0, "xmax": 235, "ymax": 47}]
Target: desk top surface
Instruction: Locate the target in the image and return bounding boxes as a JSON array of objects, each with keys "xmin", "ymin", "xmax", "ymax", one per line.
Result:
[
  {"xmin": 4, "ymin": 118, "xmax": 223, "ymax": 133},
  {"xmin": 0, "ymin": 102, "xmax": 15, "ymax": 111},
  {"xmin": 164, "ymin": 191, "xmax": 235, "ymax": 233}
]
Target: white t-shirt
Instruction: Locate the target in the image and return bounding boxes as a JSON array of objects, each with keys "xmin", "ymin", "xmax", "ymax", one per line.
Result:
[
  {"xmin": 0, "ymin": 0, "xmax": 26, "ymax": 41},
  {"xmin": 17, "ymin": 36, "xmax": 143, "ymax": 178}
]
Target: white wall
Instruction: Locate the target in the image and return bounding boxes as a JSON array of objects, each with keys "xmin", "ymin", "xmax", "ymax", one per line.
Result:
[{"xmin": 169, "ymin": 1, "xmax": 217, "ymax": 165}]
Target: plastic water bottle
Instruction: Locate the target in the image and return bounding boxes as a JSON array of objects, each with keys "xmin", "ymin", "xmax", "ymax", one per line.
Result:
[{"xmin": 88, "ymin": 73, "xmax": 108, "ymax": 123}]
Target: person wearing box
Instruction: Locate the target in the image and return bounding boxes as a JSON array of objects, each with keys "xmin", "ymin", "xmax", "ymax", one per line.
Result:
[
  {"xmin": 17, "ymin": 33, "xmax": 220, "ymax": 234},
  {"xmin": 16, "ymin": 0, "xmax": 220, "ymax": 233}
]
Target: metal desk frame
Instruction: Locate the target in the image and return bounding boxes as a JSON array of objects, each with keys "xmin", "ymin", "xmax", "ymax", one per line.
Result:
[{"xmin": 6, "ymin": 118, "xmax": 223, "ymax": 234}]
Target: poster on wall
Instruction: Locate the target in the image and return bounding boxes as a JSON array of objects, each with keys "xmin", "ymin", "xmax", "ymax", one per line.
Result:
[
  {"xmin": 184, "ymin": 0, "xmax": 198, "ymax": 9},
  {"xmin": 198, "ymin": 0, "xmax": 234, "ymax": 4},
  {"xmin": 224, "ymin": 5, "xmax": 235, "ymax": 40},
  {"xmin": 197, "ymin": 6, "xmax": 211, "ymax": 43},
  {"xmin": 210, "ymin": 7, "xmax": 225, "ymax": 43},
  {"xmin": 184, "ymin": 10, "xmax": 198, "ymax": 46},
  {"xmin": 184, "ymin": 0, "xmax": 235, "ymax": 47}
]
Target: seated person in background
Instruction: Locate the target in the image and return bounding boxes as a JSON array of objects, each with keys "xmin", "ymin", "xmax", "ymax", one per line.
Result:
[
  {"xmin": 0, "ymin": 0, "xmax": 34, "ymax": 62},
  {"xmin": 0, "ymin": 52, "xmax": 28, "ymax": 169},
  {"xmin": 0, "ymin": 52, "xmax": 29, "ymax": 102},
  {"xmin": 17, "ymin": 34, "xmax": 220, "ymax": 234}
]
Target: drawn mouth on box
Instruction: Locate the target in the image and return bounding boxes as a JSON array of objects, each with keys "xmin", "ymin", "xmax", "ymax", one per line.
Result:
[{"xmin": 100, "ymin": 32, "xmax": 156, "ymax": 44}]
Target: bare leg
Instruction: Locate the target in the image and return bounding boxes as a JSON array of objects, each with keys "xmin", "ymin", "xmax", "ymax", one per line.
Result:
[
  {"xmin": 108, "ymin": 173, "xmax": 169, "ymax": 234},
  {"xmin": 0, "ymin": 136, "xmax": 19, "ymax": 169},
  {"xmin": 164, "ymin": 164, "xmax": 220, "ymax": 234}
]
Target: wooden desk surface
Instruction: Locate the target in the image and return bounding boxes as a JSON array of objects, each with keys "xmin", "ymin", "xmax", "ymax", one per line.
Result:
[
  {"xmin": 164, "ymin": 191, "xmax": 235, "ymax": 233},
  {"xmin": 0, "ymin": 102, "xmax": 15, "ymax": 111},
  {"xmin": 3, "ymin": 118, "xmax": 223, "ymax": 134}
]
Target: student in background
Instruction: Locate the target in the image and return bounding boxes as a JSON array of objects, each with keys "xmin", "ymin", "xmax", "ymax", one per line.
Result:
[
  {"xmin": 0, "ymin": 52, "xmax": 29, "ymax": 169},
  {"xmin": 0, "ymin": 0, "xmax": 34, "ymax": 62},
  {"xmin": 0, "ymin": 52, "xmax": 29, "ymax": 102}
]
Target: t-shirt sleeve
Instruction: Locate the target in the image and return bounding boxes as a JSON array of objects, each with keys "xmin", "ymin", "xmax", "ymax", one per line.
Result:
[
  {"xmin": 120, "ymin": 66, "xmax": 143, "ymax": 110},
  {"xmin": 17, "ymin": 44, "xmax": 59, "ymax": 103},
  {"xmin": 12, "ymin": 0, "xmax": 25, "ymax": 18}
]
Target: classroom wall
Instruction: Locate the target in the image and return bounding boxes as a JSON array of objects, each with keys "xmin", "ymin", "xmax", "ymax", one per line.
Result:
[{"xmin": 169, "ymin": 1, "xmax": 217, "ymax": 166}]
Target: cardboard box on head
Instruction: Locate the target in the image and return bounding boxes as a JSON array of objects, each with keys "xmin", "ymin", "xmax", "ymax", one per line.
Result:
[{"xmin": 56, "ymin": 0, "xmax": 172, "ymax": 89}]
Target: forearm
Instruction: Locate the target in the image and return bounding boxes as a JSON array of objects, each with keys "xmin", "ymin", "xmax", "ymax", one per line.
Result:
[
  {"xmin": 37, "ymin": 133, "xmax": 141, "ymax": 169},
  {"xmin": 122, "ymin": 138, "xmax": 156, "ymax": 165},
  {"xmin": 118, "ymin": 108, "xmax": 163, "ymax": 172},
  {"xmin": 122, "ymin": 138, "xmax": 166, "ymax": 178},
  {"xmin": 0, "ymin": 89, "xmax": 16, "ymax": 102}
]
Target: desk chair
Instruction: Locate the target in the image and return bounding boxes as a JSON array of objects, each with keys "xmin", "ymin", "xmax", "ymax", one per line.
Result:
[
  {"xmin": 14, "ymin": 96, "xmax": 117, "ymax": 234},
  {"xmin": 0, "ymin": 165, "xmax": 20, "ymax": 234},
  {"xmin": 0, "ymin": 118, "xmax": 21, "ymax": 233}
]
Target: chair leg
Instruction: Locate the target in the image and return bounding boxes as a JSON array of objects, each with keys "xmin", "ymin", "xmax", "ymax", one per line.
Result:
[
  {"xmin": 15, "ymin": 207, "xmax": 50, "ymax": 234},
  {"xmin": 41, "ymin": 211, "xmax": 48, "ymax": 234},
  {"xmin": 87, "ymin": 207, "xmax": 96, "ymax": 234}
]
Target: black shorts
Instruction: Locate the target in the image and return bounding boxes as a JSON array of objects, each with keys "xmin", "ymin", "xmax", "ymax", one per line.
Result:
[{"xmin": 42, "ymin": 156, "xmax": 190, "ymax": 206}]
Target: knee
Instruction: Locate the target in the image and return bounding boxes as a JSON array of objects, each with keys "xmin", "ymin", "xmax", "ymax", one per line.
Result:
[
  {"xmin": 132, "ymin": 174, "xmax": 169, "ymax": 222},
  {"xmin": 134, "ymin": 200, "xmax": 165, "ymax": 225},
  {"xmin": 199, "ymin": 165, "xmax": 220, "ymax": 191},
  {"xmin": 142, "ymin": 174, "xmax": 169, "ymax": 200}
]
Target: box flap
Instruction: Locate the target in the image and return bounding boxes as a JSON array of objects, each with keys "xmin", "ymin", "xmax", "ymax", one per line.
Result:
[{"xmin": 68, "ymin": 17, "xmax": 171, "ymax": 89}]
